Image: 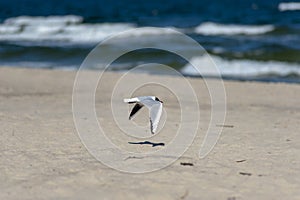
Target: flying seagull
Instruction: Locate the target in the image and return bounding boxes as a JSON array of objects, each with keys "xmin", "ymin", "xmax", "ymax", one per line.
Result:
[{"xmin": 124, "ymin": 96, "xmax": 163, "ymax": 134}]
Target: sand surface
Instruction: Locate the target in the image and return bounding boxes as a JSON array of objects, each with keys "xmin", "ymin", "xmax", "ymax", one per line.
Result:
[{"xmin": 0, "ymin": 67, "xmax": 299, "ymax": 200}]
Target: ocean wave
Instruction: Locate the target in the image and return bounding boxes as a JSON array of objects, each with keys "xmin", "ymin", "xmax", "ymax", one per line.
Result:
[
  {"xmin": 4, "ymin": 15, "xmax": 83, "ymax": 26},
  {"xmin": 0, "ymin": 16, "xmax": 136, "ymax": 44},
  {"xmin": 115, "ymin": 27, "xmax": 179, "ymax": 37},
  {"xmin": 278, "ymin": 2, "xmax": 300, "ymax": 11},
  {"xmin": 194, "ymin": 22, "xmax": 274, "ymax": 35},
  {"xmin": 0, "ymin": 16, "xmax": 181, "ymax": 44},
  {"xmin": 181, "ymin": 55, "xmax": 300, "ymax": 77}
]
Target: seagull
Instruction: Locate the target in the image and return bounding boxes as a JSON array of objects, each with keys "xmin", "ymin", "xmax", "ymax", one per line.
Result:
[{"xmin": 124, "ymin": 96, "xmax": 163, "ymax": 134}]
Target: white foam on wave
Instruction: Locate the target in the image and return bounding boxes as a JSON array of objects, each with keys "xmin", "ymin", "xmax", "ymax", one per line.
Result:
[
  {"xmin": 0, "ymin": 16, "xmax": 136, "ymax": 44},
  {"xmin": 181, "ymin": 54, "xmax": 300, "ymax": 77},
  {"xmin": 278, "ymin": 2, "xmax": 300, "ymax": 11},
  {"xmin": 0, "ymin": 16, "xmax": 180, "ymax": 44},
  {"xmin": 195, "ymin": 22, "xmax": 274, "ymax": 35},
  {"xmin": 0, "ymin": 24, "xmax": 20, "ymax": 34},
  {"xmin": 116, "ymin": 27, "xmax": 178, "ymax": 37},
  {"xmin": 4, "ymin": 15, "xmax": 83, "ymax": 26}
]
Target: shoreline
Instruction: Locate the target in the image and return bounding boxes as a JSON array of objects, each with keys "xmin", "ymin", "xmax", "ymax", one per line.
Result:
[
  {"xmin": 2, "ymin": 65, "xmax": 300, "ymax": 85},
  {"xmin": 0, "ymin": 67, "xmax": 299, "ymax": 199}
]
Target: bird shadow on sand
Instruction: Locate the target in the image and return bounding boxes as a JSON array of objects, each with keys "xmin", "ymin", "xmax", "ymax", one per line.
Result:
[{"xmin": 128, "ymin": 141, "xmax": 165, "ymax": 147}]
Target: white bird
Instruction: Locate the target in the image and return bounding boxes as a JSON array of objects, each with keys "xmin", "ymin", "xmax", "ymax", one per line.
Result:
[{"xmin": 124, "ymin": 96, "xmax": 163, "ymax": 134}]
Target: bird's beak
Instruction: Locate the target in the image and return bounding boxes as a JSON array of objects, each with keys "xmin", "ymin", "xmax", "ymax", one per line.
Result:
[{"xmin": 160, "ymin": 100, "xmax": 163, "ymax": 103}]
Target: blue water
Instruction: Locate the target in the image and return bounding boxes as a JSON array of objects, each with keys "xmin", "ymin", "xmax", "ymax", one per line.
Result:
[{"xmin": 0, "ymin": 0, "xmax": 300, "ymax": 82}]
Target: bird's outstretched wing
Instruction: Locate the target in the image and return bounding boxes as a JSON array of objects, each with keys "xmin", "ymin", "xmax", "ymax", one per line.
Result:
[
  {"xmin": 149, "ymin": 102, "xmax": 163, "ymax": 134},
  {"xmin": 129, "ymin": 103, "xmax": 143, "ymax": 120},
  {"xmin": 137, "ymin": 99, "xmax": 163, "ymax": 134},
  {"xmin": 124, "ymin": 98, "xmax": 138, "ymax": 104}
]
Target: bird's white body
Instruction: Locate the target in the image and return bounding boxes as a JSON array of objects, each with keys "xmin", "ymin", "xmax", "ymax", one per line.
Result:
[{"xmin": 124, "ymin": 96, "xmax": 163, "ymax": 134}]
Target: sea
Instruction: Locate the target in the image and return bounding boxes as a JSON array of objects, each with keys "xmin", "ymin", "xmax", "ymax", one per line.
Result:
[{"xmin": 0, "ymin": 0, "xmax": 300, "ymax": 83}]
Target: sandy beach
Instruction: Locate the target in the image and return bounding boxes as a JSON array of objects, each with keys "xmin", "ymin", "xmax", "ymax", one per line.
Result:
[{"xmin": 0, "ymin": 67, "xmax": 299, "ymax": 200}]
